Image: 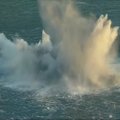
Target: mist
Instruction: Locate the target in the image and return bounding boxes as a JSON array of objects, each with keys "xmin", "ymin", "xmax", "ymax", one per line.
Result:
[{"xmin": 0, "ymin": 0, "xmax": 119, "ymax": 95}]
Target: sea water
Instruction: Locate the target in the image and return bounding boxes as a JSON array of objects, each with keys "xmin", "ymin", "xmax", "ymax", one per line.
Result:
[{"xmin": 0, "ymin": 0, "xmax": 120, "ymax": 119}]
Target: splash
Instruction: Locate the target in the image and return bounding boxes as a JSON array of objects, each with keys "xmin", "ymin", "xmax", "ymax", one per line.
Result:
[
  {"xmin": 39, "ymin": 0, "xmax": 120, "ymax": 93},
  {"xmin": 0, "ymin": 0, "xmax": 119, "ymax": 95}
]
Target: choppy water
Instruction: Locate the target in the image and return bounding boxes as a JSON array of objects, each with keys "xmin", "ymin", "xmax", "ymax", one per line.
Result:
[
  {"xmin": 0, "ymin": 85, "xmax": 120, "ymax": 120},
  {"xmin": 0, "ymin": 0, "xmax": 120, "ymax": 119}
]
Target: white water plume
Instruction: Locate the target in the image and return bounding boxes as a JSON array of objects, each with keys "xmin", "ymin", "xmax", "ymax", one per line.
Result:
[
  {"xmin": 38, "ymin": 0, "xmax": 120, "ymax": 93},
  {"xmin": 0, "ymin": 0, "xmax": 119, "ymax": 94}
]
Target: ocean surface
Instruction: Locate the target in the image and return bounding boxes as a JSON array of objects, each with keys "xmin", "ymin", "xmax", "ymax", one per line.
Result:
[{"xmin": 0, "ymin": 0, "xmax": 120, "ymax": 119}]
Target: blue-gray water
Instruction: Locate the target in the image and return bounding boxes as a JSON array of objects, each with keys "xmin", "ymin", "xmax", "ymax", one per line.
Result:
[{"xmin": 0, "ymin": 0, "xmax": 120, "ymax": 119}]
